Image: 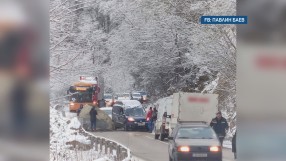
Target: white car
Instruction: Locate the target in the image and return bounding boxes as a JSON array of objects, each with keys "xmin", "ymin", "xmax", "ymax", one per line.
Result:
[
  {"xmin": 100, "ymin": 107, "xmax": 113, "ymax": 119},
  {"xmin": 131, "ymin": 92, "xmax": 142, "ymax": 101},
  {"xmin": 117, "ymin": 93, "xmax": 131, "ymax": 100},
  {"xmin": 104, "ymin": 93, "xmax": 114, "ymax": 106}
]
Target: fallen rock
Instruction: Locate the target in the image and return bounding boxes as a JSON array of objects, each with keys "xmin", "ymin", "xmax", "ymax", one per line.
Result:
[{"xmin": 79, "ymin": 105, "xmax": 114, "ymax": 131}]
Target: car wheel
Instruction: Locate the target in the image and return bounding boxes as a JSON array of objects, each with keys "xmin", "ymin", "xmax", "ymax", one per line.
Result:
[{"xmin": 155, "ymin": 134, "xmax": 159, "ymax": 140}]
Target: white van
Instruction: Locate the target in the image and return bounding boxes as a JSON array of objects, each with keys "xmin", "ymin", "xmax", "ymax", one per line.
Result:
[{"xmin": 154, "ymin": 92, "xmax": 218, "ymax": 141}]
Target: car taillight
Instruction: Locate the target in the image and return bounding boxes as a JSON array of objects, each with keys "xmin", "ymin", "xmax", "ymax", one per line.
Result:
[
  {"xmin": 93, "ymin": 101, "xmax": 97, "ymax": 105},
  {"xmin": 146, "ymin": 117, "xmax": 150, "ymax": 121},
  {"xmin": 178, "ymin": 146, "xmax": 190, "ymax": 152},
  {"xmin": 128, "ymin": 117, "xmax": 135, "ymax": 122},
  {"xmin": 210, "ymin": 146, "xmax": 220, "ymax": 152}
]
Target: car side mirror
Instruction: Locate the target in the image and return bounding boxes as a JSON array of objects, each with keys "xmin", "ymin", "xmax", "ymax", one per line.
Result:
[{"xmin": 168, "ymin": 136, "xmax": 174, "ymax": 140}]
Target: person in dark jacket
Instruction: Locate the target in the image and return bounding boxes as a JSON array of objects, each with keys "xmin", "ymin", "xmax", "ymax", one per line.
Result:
[
  {"xmin": 77, "ymin": 104, "xmax": 84, "ymax": 116},
  {"xmin": 210, "ymin": 111, "xmax": 229, "ymax": 145},
  {"xmin": 152, "ymin": 107, "xmax": 158, "ymax": 122},
  {"xmin": 89, "ymin": 106, "xmax": 98, "ymax": 131},
  {"xmin": 232, "ymin": 131, "xmax": 237, "ymax": 159},
  {"xmin": 151, "ymin": 107, "xmax": 158, "ymax": 132}
]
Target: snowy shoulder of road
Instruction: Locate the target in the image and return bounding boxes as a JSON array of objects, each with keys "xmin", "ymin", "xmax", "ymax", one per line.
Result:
[{"xmin": 50, "ymin": 106, "xmax": 105, "ymax": 161}]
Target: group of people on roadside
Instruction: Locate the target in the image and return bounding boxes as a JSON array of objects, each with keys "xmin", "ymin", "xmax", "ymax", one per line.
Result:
[
  {"xmin": 210, "ymin": 111, "xmax": 236, "ymax": 159},
  {"xmin": 146, "ymin": 107, "xmax": 158, "ymax": 133}
]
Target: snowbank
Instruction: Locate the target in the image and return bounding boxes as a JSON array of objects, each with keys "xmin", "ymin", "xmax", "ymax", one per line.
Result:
[
  {"xmin": 50, "ymin": 107, "xmax": 98, "ymax": 161},
  {"xmin": 50, "ymin": 105, "xmax": 132, "ymax": 161}
]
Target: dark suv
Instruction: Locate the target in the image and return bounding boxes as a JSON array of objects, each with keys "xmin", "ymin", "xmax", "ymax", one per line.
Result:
[
  {"xmin": 168, "ymin": 122, "xmax": 222, "ymax": 161},
  {"xmin": 112, "ymin": 100, "xmax": 147, "ymax": 131}
]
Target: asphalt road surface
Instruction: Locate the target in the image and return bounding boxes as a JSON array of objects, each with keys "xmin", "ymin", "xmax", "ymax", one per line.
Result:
[{"xmin": 93, "ymin": 131, "xmax": 235, "ymax": 161}]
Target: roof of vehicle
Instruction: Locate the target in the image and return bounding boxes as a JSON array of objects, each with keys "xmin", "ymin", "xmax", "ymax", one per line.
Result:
[{"xmin": 114, "ymin": 100, "xmax": 142, "ymax": 109}]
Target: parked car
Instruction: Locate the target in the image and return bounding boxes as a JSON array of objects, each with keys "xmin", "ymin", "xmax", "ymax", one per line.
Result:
[
  {"xmin": 131, "ymin": 92, "xmax": 142, "ymax": 101},
  {"xmin": 117, "ymin": 93, "xmax": 132, "ymax": 100},
  {"xmin": 112, "ymin": 100, "xmax": 147, "ymax": 131},
  {"xmin": 168, "ymin": 122, "xmax": 222, "ymax": 161},
  {"xmin": 138, "ymin": 91, "xmax": 147, "ymax": 102},
  {"xmin": 104, "ymin": 93, "xmax": 114, "ymax": 106},
  {"xmin": 100, "ymin": 107, "xmax": 113, "ymax": 119}
]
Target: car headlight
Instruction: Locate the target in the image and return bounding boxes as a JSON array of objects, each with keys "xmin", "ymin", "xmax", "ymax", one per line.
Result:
[
  {"xmin": 210, "ymin": 146, "xmax": 220, "ymax": 152},
  {"xmin": 70, "ymin": 103, "xmax": 74, "ymax": 106},
  {"xmin": 128, "ymin": 117, "xmax": 135, "ymax": 122},
  {"xmin": 178, "ymin": 146, "xmax": 190, "ymax": 152}
]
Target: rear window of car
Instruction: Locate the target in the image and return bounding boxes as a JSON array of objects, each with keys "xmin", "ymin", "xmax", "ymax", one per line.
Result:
[
  {"xmin": 123, "ymin": 93, "xmax": 130, "ymax": 97},
  {"xmin": 125, "ymin": 108, "xmax": 145, "ymax": 117},
  {"xmin": 176, "ymin": 127, "xmax": 217, "ymax": 139},
  {"xmin": 132, "ymin": 93, "xmax": 141, "ymax": 97}
]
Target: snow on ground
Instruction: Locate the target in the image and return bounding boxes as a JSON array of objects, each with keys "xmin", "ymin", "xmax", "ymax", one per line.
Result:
[
  {"xmin": 50, "ymin": 104, "xmax": 133, "ymax": 161},
  {"xmin": 50, "ymin": 106, "xmax": 112, "ymax": 161},
  {"xmin": 201, "ymin": 76, "xmax": 219, "ymax": 93},
  {"xmin": 95, "ymin": 157, "xmax": 113, "ymax": 161}
]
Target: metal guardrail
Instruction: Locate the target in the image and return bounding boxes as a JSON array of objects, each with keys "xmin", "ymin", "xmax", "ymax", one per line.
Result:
[
  {"xmin": 83, "ymin": 128, "xmax": 130, "ymax": 161},
  {"xmin": 82, "ymin": 128, "xmax": 146, "ymax": 161}
]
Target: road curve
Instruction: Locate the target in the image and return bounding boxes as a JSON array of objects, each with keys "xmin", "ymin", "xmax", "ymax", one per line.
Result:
[{"xmin": 93, "ymin": 130, "xmax": 235, "ymax": 161}]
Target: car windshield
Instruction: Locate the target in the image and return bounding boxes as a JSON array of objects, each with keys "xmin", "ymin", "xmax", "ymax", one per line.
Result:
[
  {"xmin": 139, "ymin": 92, "xmax": 146, "ymax": 95},
  {"xmin": 176, "ymin": 127, "xmax": 217, "ymax": 139},
  {"xmin": 104, "ymin": 95, "xmax": 112, "ymax": 99},
  {"xmin": 69, "ymin": 91, "xmax": 92, "ymax": 103},
  {"xmin": 125, "ymin": 108, "xmax": 145, "ymax": 117}
]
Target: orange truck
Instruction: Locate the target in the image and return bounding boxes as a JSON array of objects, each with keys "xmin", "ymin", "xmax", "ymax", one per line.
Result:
[{"xmin": 68, "ymin": 76, "xmax": 104, "ymax": 112}]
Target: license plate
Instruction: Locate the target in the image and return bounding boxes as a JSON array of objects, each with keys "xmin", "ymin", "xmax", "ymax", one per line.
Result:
[
  {"xmin": 138, "ymin": 122, "xmax": 145, "ymax": 126},
  {"xmin": 192, "ymin": 153, "xmax": 208, "ymax": 157}
]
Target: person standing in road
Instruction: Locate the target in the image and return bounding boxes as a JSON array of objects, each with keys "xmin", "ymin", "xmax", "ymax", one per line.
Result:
[
  {"xmin": 232, "ymin": 131, "xmax": 237, "ymax": 159},
  {"xmin": 77, "ymin": 104, "xmax": 84, "ymax": 125},
  {"xmin": 139, "ymin": 95, "xmax": 144, "ymax": 104},
  {"xmin": 146, "ymin": 107, "xmax": 153, "ymax": 133},
  {"xmin": 77, "ymin": 104, "xmax": 84, "ymax": 116},
  {"xmin": 210, "ymin": 111, "xmax": 229, "ymax": 145},
  {"xmin": 151, "ymin": 107, "xmax": 158, "ymax": 133},
  {"xmin": 89, "ymin": 106, "xmax": 98, "ymax": 131}
]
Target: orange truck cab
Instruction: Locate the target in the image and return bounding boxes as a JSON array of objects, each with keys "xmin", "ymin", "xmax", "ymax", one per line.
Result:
[{"xmin": 68, "ymin": 76, "xmax": 102, "ymax": 112}]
